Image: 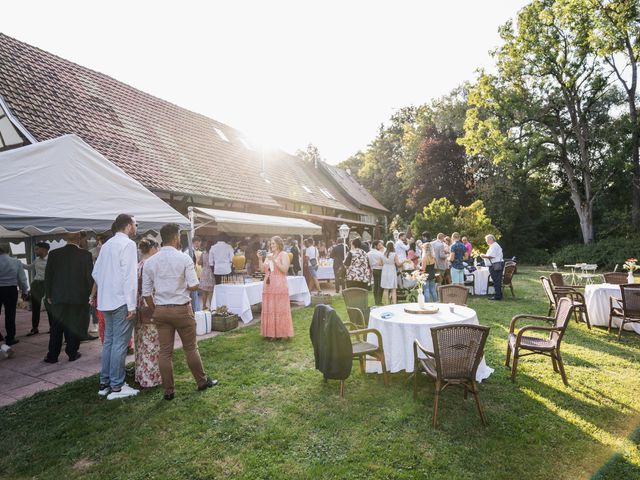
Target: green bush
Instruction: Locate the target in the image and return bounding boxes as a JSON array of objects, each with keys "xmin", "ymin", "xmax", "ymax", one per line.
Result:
[
  {"xmin": 518, "ymin": 248, "xmax": 552, "ymax": 266},
  {"xmin": 550, "ymin": 237, "xmax": 640, "ymax": 271}
]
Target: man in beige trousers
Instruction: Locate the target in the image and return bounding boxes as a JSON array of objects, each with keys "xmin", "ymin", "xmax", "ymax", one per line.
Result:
[{"xmin": 142, "ymin": 223, "xmax": 218, "ymax": 401}]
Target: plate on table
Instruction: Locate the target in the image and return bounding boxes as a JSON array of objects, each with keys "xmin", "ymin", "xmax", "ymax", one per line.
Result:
[{"xmin": 404, "ymin": 305, "xmax": 439, "ymax": 315}]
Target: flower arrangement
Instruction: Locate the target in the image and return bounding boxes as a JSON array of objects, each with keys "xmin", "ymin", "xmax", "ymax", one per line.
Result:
[
  {"xmin": 404, "ymin": 270, "xmax": 428, "ymax": 291},
  {"xmin": 623, "ymin": 258, "xmax": 638, "ymax": 272},
  {"xmin": 213, "ymin": 305, "xmax": 233, "ymax": 317},
  {"xmin": 471, "ymin": 248, "xmax": 482, "ymax": 259}
]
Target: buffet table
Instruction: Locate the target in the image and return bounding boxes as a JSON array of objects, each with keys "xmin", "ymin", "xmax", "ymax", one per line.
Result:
[
  {"xmin": 365, "ymin": 302, "xmax": 493, "ymax": 381},
  {"xmin": 210, "ymin": 276, "xmax": 311, "ymax": 323}
]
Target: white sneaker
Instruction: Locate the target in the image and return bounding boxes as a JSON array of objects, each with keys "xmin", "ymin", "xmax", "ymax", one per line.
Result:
[
  {"xmin": 106, "ymin": 383, "xmax": 139, "ymax": 400},
  {"xmin": 98, "ymin": 384, "xmax": 111, "ymax": 397}
]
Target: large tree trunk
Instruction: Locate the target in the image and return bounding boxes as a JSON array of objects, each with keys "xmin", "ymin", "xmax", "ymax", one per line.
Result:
[{"xmin": 630, "ymin": 107, "xmax": 640, "ymax": 229}]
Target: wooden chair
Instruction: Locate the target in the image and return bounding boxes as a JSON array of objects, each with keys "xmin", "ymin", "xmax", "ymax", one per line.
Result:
[
  {"xmin": 608, "ymin": 284, "xmax": 640, "ymax": 339},
  {"xmin": 540, "ymin": 276, "xmax": 591, "ymax": 329},
  {"xmin": 550, "ymin": 271, "xmax": 584, "ymax": 291},
  {"xmin": 502, "ymin": 264, "xmax": 516, "ymax": 297},
  {"xmin": 343, "ymin": 310, "xmax": 389, "ymax": 388},
  {"xmin": 342, "ymin": 287, "xmax": 370, "ymax": 324},
  {"xmin": 413, "ymin": 324, "xmax": 490, "ymax": 427},
  {"xmin": 437, "ymin": 284, "xmax": 469, "ymax": 306},
  {"xmin": 603, "ymin": 272, "xmax": 628, "ymax": 285},
  {"xmin": 506, "ymin": 297, "xmax": 575, "ymax": 385},
  {"xmin": 463, "ymin": 271, "xmax": 475, "ymax": 295}
]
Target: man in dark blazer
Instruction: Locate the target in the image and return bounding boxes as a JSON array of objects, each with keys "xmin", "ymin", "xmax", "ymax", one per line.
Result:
[
  {"xmin": 330, "ymin": 237, "xmax": 348, "ymax": 293},
  {"xmin": 44, "ymin": 232, "xmax": 94, "ymax": 363}
]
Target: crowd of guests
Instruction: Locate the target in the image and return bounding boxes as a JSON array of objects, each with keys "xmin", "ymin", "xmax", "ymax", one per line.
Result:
[{"xmin": 299, "ymin": 230, "xmax": 504, "ymax": 305}]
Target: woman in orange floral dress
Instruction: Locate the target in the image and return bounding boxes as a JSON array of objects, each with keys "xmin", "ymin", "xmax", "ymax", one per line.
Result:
[{"xmin": 260, "ymin": 236, "xmax": 294, "ymax": 339}]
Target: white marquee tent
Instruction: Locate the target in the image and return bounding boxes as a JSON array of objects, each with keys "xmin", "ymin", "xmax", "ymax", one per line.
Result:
[{"xmin": 0, "ymin": 134, "xmax": 189, "ymax": 236}]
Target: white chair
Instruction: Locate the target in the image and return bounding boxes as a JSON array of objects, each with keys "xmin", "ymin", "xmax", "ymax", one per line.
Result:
[
  {"xmin": 552, "ymin": 262, "xmax": 559, "ymax": 272},
  {"xmin": 579, "ymin": 264, "xmax": 599, "ymax": 285}
]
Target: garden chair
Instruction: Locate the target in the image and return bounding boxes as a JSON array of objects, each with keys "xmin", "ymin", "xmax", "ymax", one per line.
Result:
[
  {"xmin": 488, "ymin": 263, "xmax": 517, "ymax": 297},
  {"xmin": 342, "ymin": 287, "xmax": 370, "ymax": 325},
  {"xmin": 506, "ymin": 297, "xmax": 575, "ymax": 386},
  {"xmin": 540, "ymin": 276, "xmax": 590, "ymax": 329},
  {"xmin": 437, "ymin": 284, "xmax": 469, "ymax": 306},
  {"xmin": 464, "ymin": 271, "xmax": 475, "ymax": 295},
  {"xmin": 608, "ymin": 284, "xmax": 640, "ymax": 339},
  {"xmin": 602, "ymin": 272, "xmax": 627, "ymax": 285},
  {"xmin": 413, "ymin": 324, "xmax": 490, "ymax": 428},
  {"xmin": 345, "ymin": 317, "xmax": 389, "ymax": 388}
]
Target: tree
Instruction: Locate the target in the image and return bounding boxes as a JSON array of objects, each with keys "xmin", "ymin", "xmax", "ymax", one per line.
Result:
[
  {"xmin": 461, "ymin": 0, "xmax": 621, "ymax": 244},
  {"xmin": 588, "ymin": 0, "xmax": 640, "ymax": 228},
  {"xmin": 411, "ymin": 198, "xmax": 500, "ymax": 250},
  {"xmin": 295, "ymin": 143, "xmax": 323, "ymax": 166},
  {"xmin": 408, "ymin": 126, "xmax": 469, "ymax": 209}
]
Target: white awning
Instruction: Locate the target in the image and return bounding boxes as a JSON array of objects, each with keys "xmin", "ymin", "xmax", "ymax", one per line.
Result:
[
  {"xmin": 0, "ymin": 134, "xmax": 189, "ymax": 236},
  {"xmin": 193, "ymin": 207, "xmax": 322, "ymax": 236}
]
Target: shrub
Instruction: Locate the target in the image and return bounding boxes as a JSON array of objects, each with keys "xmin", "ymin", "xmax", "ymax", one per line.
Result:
[
  {"xmin": 551, "ymin": 237, "xmax": 640, "ymax": 271},
  {"xmin": 518, "ymin": 248, "xmax": 552, "ymax": 266}
]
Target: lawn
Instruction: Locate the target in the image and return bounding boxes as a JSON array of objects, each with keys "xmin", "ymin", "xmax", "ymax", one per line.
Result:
[{"xmin": 1, "ymin": 267, "xmax": 639, "ymax": 479}]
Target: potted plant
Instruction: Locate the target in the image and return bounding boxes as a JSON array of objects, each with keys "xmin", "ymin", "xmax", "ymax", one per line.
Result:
[
  {"xmin": 311, "ymin": 291, "xmax": 333, "ymax": 306},
  {"xmin": 212, "ymin": 305, "xmax": 239, "ymax": 332}
]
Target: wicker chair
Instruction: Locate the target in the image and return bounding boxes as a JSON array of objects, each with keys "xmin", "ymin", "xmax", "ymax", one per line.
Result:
[
  {"xmin": 437, "ymin": 284, "xmax": 469, "ymax": 306},
  {"xmin": 488, "ymin": 263, "xmax": 517, "ymax": 297},
  {"xmin": 550, "ymin": 271, "xmax": 584, "ymax": 290},
  {"xmin": 506, "ymin": 297, "xmax": 575, "ymax": 385},
  {"xmin": 540, "ymin": 276, "xmax": 591, "ymax": 329},
  {"xmin": 344, "ymin": 316, "xmax": 389, "ymax": 389},
  {"xmin": 464, "ymin": 272, "xmax": 475, "ymax": 295},
  {"xmin": 413, "ymin": 324, "xmax": 490, "ymax": 428},
  {"xmin": 342, "ymin": 287, "xmax": 370, "ymax": 325},
  {"xmin": 603, "ymin": 272, "xmax": 628, "ymax": 285},
  {"xmin": 608, "ymin": 284, "xmax": 640, "ymax": 339}
]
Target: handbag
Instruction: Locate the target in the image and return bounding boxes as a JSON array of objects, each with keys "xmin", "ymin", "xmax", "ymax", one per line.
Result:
[
  {"xmin": 491, "ymin": 261, "xmax": 504, "ymax": 272},
  {"xmin": 137, "ymin": 263, "xmax": 154, "ymax": 324}
]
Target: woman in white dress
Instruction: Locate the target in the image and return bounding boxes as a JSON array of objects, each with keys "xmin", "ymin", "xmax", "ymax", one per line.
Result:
[{"xmin": 381, "ymin": 241, "xmax": 402, "ymax": 304}]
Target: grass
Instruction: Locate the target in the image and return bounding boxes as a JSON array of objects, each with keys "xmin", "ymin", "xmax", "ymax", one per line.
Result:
[{"xmin": 1, "ymin": 266, "xmax": 640, "ymax": 479}]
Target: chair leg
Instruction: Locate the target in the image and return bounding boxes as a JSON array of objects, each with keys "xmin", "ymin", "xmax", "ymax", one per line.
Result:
[
  {"xmin": 471, "ymin": 381, "xmax": 487, "ymax": 426},
  {"xmin": 505, "ymin": 344, "xmax": 512, "ymax": 367},
  {"xmin": 510, "ymin": 284, "xmax": 514, "ymax": 297},
  {"xmin": 582, "ymin": 307, "xmax": 591, "ymax": 330},
  {"xmin": 413, "ymin": 369, "xmax": 418, "ymax": 401},
  {"xmin": 379, "ymin": 352, "xmax": 389, "ymax": 386},
  {"xmin": 551, "ymin": 354, "xmax": 558, "ymax": 373},
  {"xmin": 548, "ymin": 305, "xmax": 554, "ymax": 317},
  {"xmin": 510, "ymin": 349, "xmax": 519, "ymax": 383},
  {"xmin": 555, "ymin": 351, "xmax": 569, "ymax": 386},
  {"xmin": 359, "ymin": 355, "xmax": 365, "ymax": 374},
  {"xmin": 339, "ymin": 380, "xmax": 345, "ymax": 398},
  {"xmin": 618, "ymin": 318, "xmax": 625, "ymax": 340},
  {"xmin": 432, "ymin": 381, "xmax": 440, "ymax": 428},
  {"xmin": 608, "ymin": 312, "xmax": 613, "ymax": 333}
]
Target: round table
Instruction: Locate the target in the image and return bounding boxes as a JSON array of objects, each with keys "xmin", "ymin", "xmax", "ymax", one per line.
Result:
[
  {"xmin": 584, "ymin": 283, "xmax": 640, "ymax": 335},
  {"xmin": 365, "ymin": 302, "xmax": 494, "ymax": 382}
]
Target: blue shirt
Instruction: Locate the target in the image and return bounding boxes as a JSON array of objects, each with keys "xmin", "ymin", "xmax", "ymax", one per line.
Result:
[
  {"xmin": 0, "ymin": 254, "xmax": 29, "ymax": 291},
  {"xmin": 450, "ymin": 241, "xmax": 466, "ymax": 270}
]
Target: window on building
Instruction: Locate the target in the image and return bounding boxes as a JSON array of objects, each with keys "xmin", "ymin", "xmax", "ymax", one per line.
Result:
[
  {"xmin": 214, "ymin": 127, "xmax": 229, "ymax": 142},
  {"xmin": 0, "ymin": 103, "xmax": 28, "ymax": 151},
  {"xmin": 319, "ymin": 187, "xmax": 336, "ymax": 200},
  {"xmin": 239, "ymin": 138, "xmax": 253, "ymax": 150}
]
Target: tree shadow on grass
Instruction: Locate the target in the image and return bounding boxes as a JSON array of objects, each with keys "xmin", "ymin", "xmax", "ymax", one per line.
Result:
[{"xmin": 591, "ymin": 425, "xmax": 640, "ymax": 480}]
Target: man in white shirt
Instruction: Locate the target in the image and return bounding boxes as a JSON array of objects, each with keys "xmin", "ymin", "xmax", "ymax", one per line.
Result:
[
  {"xmin": 209, "ymin": 234, "xmax": 234, "ymax": 285},
  {"xmin": 92, "ymin": 214, "xmax": 139, "ymax": 400},
  {"xmin": 394, "ymin": 232, "xmax": 412, "ymax": 264},
  {"xmin": 367, "ymin": 240, "xmax": 385, "ymax": 305},
  {"xmin": 481, "ymin": 234, "xmax": 504, "ymax": 300},
  {"xmin": 143, "ymin": 223, "xmax": 218, "ymax": 401}
]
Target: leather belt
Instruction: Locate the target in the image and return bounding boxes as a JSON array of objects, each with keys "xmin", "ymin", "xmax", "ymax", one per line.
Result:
[{"xmin": 157, "ymin": 302, "xmax": 191, "ymax": 307}]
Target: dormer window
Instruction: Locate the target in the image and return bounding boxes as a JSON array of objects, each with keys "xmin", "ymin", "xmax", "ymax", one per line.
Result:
[{"xmin": 0, "ymin": 101, "xmax": 29, "ymax": 151}]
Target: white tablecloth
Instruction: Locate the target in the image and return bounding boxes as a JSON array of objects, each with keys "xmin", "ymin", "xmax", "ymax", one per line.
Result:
[
  {"xmin": 365, "ymin": 303, "xmax": 494, "ymax": 381},
  {"xmin": 584, "ymin": 284, "xmax": 640, "ymax": 334},
  {"xmin": 316, "ymin": 265, "xmax": 335, "ymax": 280},
  {"xmin": 469, "ymin": 267, "xmax": 491, "ymax": 295},
  {"xmin": 211, "ymin": 276, "xmax": 311, "ymax": 323}
]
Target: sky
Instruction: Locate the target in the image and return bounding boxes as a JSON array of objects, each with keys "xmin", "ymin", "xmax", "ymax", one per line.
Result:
[{"xmin": 1, "ymin": 0, "xmax": 530, "ymax": 164}]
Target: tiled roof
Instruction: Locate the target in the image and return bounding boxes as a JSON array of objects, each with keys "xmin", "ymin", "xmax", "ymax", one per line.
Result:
[
  {"xmin": 0, "ymin": 33, "xmax": 358, "ymax": 213},
  {"xmin": 320, "ymin": 161, "xmax": 390, "ymax": 213}
]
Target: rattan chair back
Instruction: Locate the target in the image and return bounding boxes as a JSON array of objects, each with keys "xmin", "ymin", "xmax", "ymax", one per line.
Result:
[
  {"xmin": 603, "ymin": 272, "xmax": 628, "ymax": 285},
  {"xmin": 437, "ymin": 284, "xmax": 469, "ymax": 306},
  {"xmin": 549, "ymin": 272, "xmax": 566, "ymax": 288},
  {"xmin": 503, "ymin": 264, "xmax": 516, "ymax": 285},
  {"xmin": 620, "ymin": 284, "xmax": 640, "ymax": 318},
  {"xmin": 540, "ymin": 277, "xmax": 557, "ymax": 308},
  {"xmin": 342, "ymin": 287, "xmax": 369, "ymax": 319},
  {"xmin": 551, "ymin": 297, "xmax": 574, "ymax": 345},
  {"xmin": 431, "ymin": 324, "xmax": 490, "ymax": 380}
]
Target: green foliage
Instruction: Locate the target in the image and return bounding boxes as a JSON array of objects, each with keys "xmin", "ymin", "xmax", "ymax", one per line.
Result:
[
  {"xmin": 411, "ymin": 198, "xmax": 500, "ymax": 250},
  {"xmin": 551, "ymin": 236, "xmax": 640, "ymax": 270}
]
